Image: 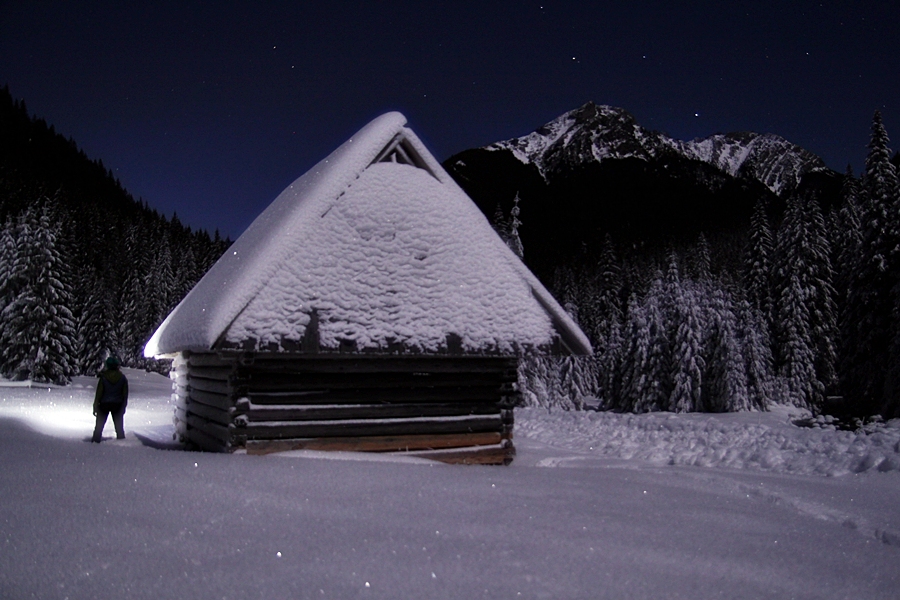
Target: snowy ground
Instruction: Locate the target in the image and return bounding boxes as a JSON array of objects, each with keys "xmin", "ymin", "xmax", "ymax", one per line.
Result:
[{"xmin": 0, "ymin": 370, "xmax": 898, "ymax": 599}]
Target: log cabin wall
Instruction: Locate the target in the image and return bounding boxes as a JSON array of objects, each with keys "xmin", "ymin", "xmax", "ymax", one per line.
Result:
[{"xmin": 171, "ymin": 351, "xmax": 519, "ymax": 464}]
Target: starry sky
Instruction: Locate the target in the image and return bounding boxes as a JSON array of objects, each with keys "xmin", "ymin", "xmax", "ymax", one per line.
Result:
[{"xmin": 1, "ymin": 1, "xmax": 898, "ymax": 239}]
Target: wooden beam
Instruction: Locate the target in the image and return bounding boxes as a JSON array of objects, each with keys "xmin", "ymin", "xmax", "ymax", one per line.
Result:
[
  {"xmin": 241, "ymin": 370, "xmax": 510, "ymax": 390},
  {"xmin": 185, "ymin": 425, "xmax": 230, "ymax": 453},
  {"xmin": 245, "ymin": 431, "xmax": 502, "ymax": 455},
  {"xmin": 248, "ymin": 386, "xmax": 504, "ymax": 405},
  {"xmin": 188, "ymin": 388, "xmax": 235, "ymax": 412},
  {"xmin": 187, "ymin": 353, "xmax": 238, "ymax": 368},
  {"xmin": 240, "ymin": 415, "xmax": 502, "ymax": 441},
  {"xmin": 188, "ymin": 365, "xmax": 234, "ymax": 380},
  {"xmin": 185, "ymin": 413, "xmax": 232, "ymax": 445},
  {"xmin": 188, "ymin": 377, "xmax": 234, "ymax": 396},
  {"xmin": 236, "ymin": 355, "xmax": 517, "ymax": 375},
  {"xmin": 238, "ymin": 402, "xmax": 500, "ymax": 422},
  {"xmin": 403, "ymin": 443, "xmax": 516, "ymax": 466},
  {"xmin": 186, "ymin": 401, "xmax": 232, "ymax": 427}
]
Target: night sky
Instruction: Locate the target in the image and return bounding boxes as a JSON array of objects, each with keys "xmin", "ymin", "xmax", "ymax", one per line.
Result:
[{"xmin": 2, "ymin": 1, "xmax": 898, "ymax": 239}]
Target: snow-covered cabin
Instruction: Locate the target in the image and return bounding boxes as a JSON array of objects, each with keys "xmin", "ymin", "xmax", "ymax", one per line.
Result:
[{"xmin": 145, "ymin": 112, "xmax": 590, "ymax": 463}]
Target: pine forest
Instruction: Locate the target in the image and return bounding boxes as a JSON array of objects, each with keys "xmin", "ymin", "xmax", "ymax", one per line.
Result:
[{"xmin": 0, "ymin": 88, "xmax": 230, "ymax": 383}]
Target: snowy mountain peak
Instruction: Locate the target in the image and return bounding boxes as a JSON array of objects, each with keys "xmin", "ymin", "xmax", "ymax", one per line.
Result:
[
  {"xmin": 679, "ymin": 131, "xmax": 829, "ymax": 195},
  {"xmin": 487, "ymin": 103, "xmax": 830, "ymax": 196}
]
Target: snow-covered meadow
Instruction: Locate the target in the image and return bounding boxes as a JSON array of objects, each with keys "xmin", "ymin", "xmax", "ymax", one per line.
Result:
[{"xmin": 1, "ymin": 369, "xmax": 898, "ymax": 599}]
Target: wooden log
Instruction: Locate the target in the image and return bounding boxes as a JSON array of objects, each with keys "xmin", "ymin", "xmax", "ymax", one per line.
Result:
[
  {"xmin": 186, "ymin": 401, "xmax": 232, "ymax": 427},
  {"xmin": 187, "ymin": 353, "xmax": 238, "ymax": 368},
  {"xmin": 235, "ymin": 356, "xmax": 517, "ymax": 376},
  {"xmin": 240, "ymin": 414, "xmax": 502, "ymax": 441},
  {"xmin": 188, "ymin": 377, "xmax": 234, "ymax": 396},
  {"xmin": 188, "ymin": 365, "xmax": 235, "ymax": 380},
  {"xmin": 186, "ymin": 425, "xmax": 229, "ymax": 453},
  {"xmin": 185, "ymin": 413, "xmax": 232, "ymax": 445},
  {"xmin": 241, "ymin": 370, "xmax": 508, "ymax": 390},
  {"xmin": 188, "ymin": 388, "xmax": 235, "ymax": 412},
  {"xmin": 403, "ymin": 442, "xmax": 516, "ymax": 466},
  {"xmin": 248, "ymin": 386, "xmax": 504, "ymax": 405},
  {"xmin": 238, "ymin": 402, "xmax": 500, "ymax": 422},
  {"xmin": 171, "ymin": 364, "xmax": 189, "ymax": 377},
  {"xmin": 245, "ymin": 431, "xmax": 502, "ymax": 455}
]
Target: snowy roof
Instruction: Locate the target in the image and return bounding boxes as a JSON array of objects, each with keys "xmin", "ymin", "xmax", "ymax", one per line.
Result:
[{"xmin": 145, "ymin": 112, "xmax": 591, "ymax": 358}]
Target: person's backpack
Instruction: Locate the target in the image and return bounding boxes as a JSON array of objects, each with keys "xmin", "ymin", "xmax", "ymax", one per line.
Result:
[{"xmin": 99, "ymin": 373, "xmax": 126, "ymax": 406}]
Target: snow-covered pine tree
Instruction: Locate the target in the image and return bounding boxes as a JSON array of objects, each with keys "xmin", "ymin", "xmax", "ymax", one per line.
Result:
[
  {"xmin": 833, "ymin": 167, "xmax": 862, "ymax": 306},
  {"xmin": 0, "ymin": 218, "xmax": 19, "ymax": 346},
  {"xmin": 592, "ymin": 234, "xmax": 625, "ymax": 406},
  {"xmin": 736, "ymin": 300, "xmax": 773, "ymax": 411},
  {"xmin": 805, "ymin": 193, "xmax": 838, "ymax": 398},
  {"xmin": 507, "ymin": 193, "xmax": 524, "ymax": 259},
  {"xmin": 117, "ymin": 222, "xmax": 153, "ymax": 365},
  {"xmin": 745, "ymin": 197, "xmax": 774, "ymax": 332},
  {"xmin": 551, "ymin": 264, "xmax": 580, "ymax": 324},
  {"xmin": 0, "ymin": 209, "xmax": 36, "ymax": 377},
  {"xmin": 667, "ymin": 282, "xmax": 705, "ymax": 412},
  {"xmin": 774, "ymin": 193, "xmax": 835, "ymax": 410},
  {"xmin": 702, "ymin": 288, "xmax": 749, "ymax": 412},
  {"xmin": 840, "ymin": 111, "xmax": 900, "ymax": 416},
  {"xmin": 692, "ymin": 233, "xmax": 712, "ymax": 282},
  {"xmin": 615, "ymin": 294, "xmax": 647, "ymax": 411},
  {"xmin": 0, "ymin": 202, "xmax": 76, "ymax": 383},
  {"xmin": 556, "ymin": 355, "xmax": 599, "ymax": 409},
  {"xmin": 631, "ymin": 278, "xmax": 670, "ymax": 412},
  {"xmin": 76, "ymin": 288, "xmax": 114, "ymax": 373},
  {"xmin": 778, "ymin": 271, "xmax": 821, "ymax": 408}
]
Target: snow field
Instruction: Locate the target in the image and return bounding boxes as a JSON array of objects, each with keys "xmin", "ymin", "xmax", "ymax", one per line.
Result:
[
  {"xmin": 517, "ymin": 406, "xmax": 900, "ymax": 477},
  {"xmin": 0, "ymin": 370, "xmax": 898, "ymax": 599}
]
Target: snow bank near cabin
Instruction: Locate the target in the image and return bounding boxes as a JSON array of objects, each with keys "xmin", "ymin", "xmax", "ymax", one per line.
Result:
[{"xmin": 516, "ymin": 406, "xmax": 900, "ymax": 477}]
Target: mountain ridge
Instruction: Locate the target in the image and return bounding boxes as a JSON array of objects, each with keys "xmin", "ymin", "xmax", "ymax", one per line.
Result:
[
  {"xmin": 483, "ymin": 102, "xmax": 833, "ymax": 198},
  {"xmin": 443, "ymin": 102, "xmax": 844, "ymax": 280}
]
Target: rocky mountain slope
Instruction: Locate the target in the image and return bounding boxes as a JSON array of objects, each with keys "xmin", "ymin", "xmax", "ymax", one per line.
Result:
[
  {"xmin": 444, "ymin": 102, "xmax": 842, "ymax": 279},
  {"xmin": 484, "ymin": 102, "xmax": 832, "ymax": 198}
]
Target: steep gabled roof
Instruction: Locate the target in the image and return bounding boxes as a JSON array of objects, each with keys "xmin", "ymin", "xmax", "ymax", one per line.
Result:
[{"xmin": 145, "ymin": 112, "xmax": 591, "ymax": 357}]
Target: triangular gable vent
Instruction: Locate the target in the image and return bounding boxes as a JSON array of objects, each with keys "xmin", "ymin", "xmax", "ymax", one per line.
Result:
[{"xmin": 372, "ymin": 133, "xmax": 438, "ymax": 179}]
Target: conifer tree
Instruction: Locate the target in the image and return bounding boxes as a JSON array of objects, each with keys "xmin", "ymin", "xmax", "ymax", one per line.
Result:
[
  {"xmin": 616, "ymin": 295, "xmax": 648, "ymax": 411},
  {"xmin": 736, "ymin": 300, "xmax": 773, "ymax": 410},
  {"xmin": 692, "ymin": 233, "xmax": 712, "ymax": 282},
  {"xmin": 0, "ymin": 219, "xmax": 19, "ymax": 345},
  {"xmin": 592, "ymin": 234, "xmax": 625, "ymax": 405},
  {"xmin": 702, "ymin": 289, "xmax": 749, "ymax": 411},
  {"xmin": 774, "ymin": 193, "xmax": 835, "ymax": 410},
  {"xmin": 834, "ymin": 167, "xmax": 862, "ymax": 305},
  {"xmin": 745, "ymin": 198, "xmax": 774, "ymax": 331},
  {"xmin": 507, "ymin": 193, "xmax": 524, "ymax": 259},
  {"xmin": 841, "ymin": 111, "xmax": 900, "ymax": 416},
  {"xmin": 667, "ymin": 284, "xmax": 705, "ymax": 412},
  {"xmin": 76, "ymin": 288, "xmax": 114, "ymax": 373},
  {"xmin": 0, "ymin": 203, "xmax": 76, "ymax": 383}
]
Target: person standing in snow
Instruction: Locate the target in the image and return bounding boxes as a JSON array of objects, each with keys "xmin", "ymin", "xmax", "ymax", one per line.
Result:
[{"xmin": 92, "ymin": 357, "xmax": 128, "ymax": 443}]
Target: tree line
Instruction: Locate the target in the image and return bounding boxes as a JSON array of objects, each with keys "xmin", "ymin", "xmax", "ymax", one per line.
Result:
[
  {"xmin": 512, "ymin": 112, "xmax": 900, "ymax": 419},
  {"xmin": 0, "ymin": 87, "xmax": 230, "ymax": 384}
]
